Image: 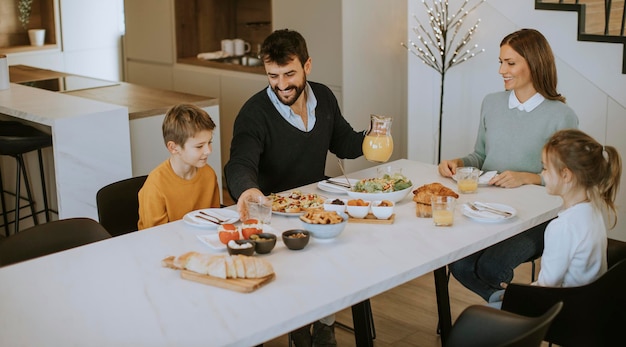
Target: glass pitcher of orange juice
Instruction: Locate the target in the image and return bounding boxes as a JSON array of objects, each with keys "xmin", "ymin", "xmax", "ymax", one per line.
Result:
[{"xmin": 363, "ymin": 114, "xmax": 393, "ymax": 163}]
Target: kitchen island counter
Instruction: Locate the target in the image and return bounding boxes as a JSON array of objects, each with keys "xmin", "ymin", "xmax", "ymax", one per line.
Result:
[
  {"xmin": 3, "ymin": 65, "xmax": 223, "ymax": 223},
  {"xmin": 9, "ymin": 65, "xmax": 219, "ymax": 120}
]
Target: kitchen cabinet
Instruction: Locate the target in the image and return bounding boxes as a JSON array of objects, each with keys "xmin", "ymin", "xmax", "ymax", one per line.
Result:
[{"xmin": 123, "ymin": 0, "xmax": 175, "ymax": 89}]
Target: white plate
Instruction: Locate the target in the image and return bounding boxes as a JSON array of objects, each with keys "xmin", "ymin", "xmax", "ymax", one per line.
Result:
[
  {"xmin": 317, "ymin": 179, "xmax": 359, "ymax": 194},
  {"xmin": 196, "ymin": 234, "xmax": 226, "ymax": 250},
  {"xmin": 270, "ymin": 192, "xmax": 326, "ymax": 216},
  {"xmin": 272, "ymin": 210, "xmax": 304, "ymax": 217},
  {"xmin": 462, "ymin": 202, "xmax": 517, "ymax": 223},
  {"xmin": 183, "ymin": 208, "xmax": 240, "ymax": 229},
  {"xmin": 197, "ymin": 225, "xmax": 278, "ymax": 251},
  {"xmin": 346, "ymin": 186, "xmax": 413, "ymax": 203}
]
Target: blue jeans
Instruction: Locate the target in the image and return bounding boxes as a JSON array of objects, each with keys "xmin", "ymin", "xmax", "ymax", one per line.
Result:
[{"xmin": 448, "ymin": 221, "xmax": 549, "ymax": 301}]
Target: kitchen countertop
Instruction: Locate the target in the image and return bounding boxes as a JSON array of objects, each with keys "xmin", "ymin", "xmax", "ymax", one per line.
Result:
[
  {"xmin": 177, "ymin": 57, "xmax": 265, "ymax": 75},
  {"xmin": 9, "ymin": 65, "xmax": 219, "ymax": 120}
]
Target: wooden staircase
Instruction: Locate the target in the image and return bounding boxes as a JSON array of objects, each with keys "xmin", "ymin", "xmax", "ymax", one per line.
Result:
[{"xmin": 536, "ymin": 0, "xmax": 626, "ymax": 73}]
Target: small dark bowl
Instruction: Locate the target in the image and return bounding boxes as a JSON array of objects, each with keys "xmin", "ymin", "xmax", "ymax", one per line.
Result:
[
  {"xmin": 227, "ymin": 239, "xmax": 255, "ymax": 256},
  {"xmin": 250, "ymin": 233, "xmax": 277, "ymax": 254},
  {"xmin": 282, "ymin": 229, "xmax": 310, "ymax": 250}
]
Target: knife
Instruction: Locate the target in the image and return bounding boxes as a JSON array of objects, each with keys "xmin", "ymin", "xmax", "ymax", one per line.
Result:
[{"xmin": 195, "ymin": 214, "xmax": 219, "ymax": 224}]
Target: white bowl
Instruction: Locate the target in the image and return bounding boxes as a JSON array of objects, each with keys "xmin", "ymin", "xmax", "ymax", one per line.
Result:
[
  {"xmin": 347, "ymin": 186, "xmax": 413, "ymax": 203},
  {"xmin": 371, "ymin": 200, "xmax": 395, "ymax": 220},
  {"xmin": 346, "ymin": 201, "xmax": 371, "ymax": 219},
  {"xmin": 323, "ymin": 198, "xmax": 347, "ymax": 213},
  {"xmin": 301, "ymin": 212, "xmax": 348, "ymax": 239}
]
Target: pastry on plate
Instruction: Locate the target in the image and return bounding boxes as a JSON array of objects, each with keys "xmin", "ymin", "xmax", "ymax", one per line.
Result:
[{"xmin": 412, "ymin": 182, "xmax": 459, "ymax": 217}]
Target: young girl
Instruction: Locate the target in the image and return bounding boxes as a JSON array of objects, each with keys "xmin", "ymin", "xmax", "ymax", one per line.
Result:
[
  {"xmin": 536, "ymin": 129, "xmax": 621, "ymax": 287},
  {"xmin": 489, "ymin": 129, "xmax": 621, "ymax": 307}
]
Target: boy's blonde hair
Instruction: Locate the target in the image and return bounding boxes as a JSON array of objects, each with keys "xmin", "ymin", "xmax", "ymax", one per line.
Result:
[{"xmin": 162, "ymin": 104, "xmax": 216, "ymax": 147}]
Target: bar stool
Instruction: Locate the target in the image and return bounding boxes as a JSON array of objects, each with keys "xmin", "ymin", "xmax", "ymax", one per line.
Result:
[{"xmin": 0, "ymin": 121, "xmax": 53, "ymax": 236}]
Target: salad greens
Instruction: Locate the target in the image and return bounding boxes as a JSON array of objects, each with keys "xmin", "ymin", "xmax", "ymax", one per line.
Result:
[{"xmin": 353, "ymin": 173, "xmax": 412, "ymax": 193}]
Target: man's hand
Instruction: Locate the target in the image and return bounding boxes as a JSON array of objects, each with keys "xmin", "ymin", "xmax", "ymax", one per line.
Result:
[{"xmin": 237, "ymin": 188, "xmax": 265, "ymax": 221}]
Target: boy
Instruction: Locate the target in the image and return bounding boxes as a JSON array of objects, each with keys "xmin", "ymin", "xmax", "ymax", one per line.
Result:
[{"xmin": 138, "ymin": 104, "xmax": 221, "ymax": 229}]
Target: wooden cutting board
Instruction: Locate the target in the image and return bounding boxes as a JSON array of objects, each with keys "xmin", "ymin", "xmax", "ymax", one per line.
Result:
[
  {"xmin": 181, "ymin": 270, "xmax": 275, "ymax": 293},
  {"xmin": 348, "ymin": 213, "xmax": 395, "ymax": 224},
  {"xmin": 162, "ymin": 256, "xmax": 275, "ymax": 293}
]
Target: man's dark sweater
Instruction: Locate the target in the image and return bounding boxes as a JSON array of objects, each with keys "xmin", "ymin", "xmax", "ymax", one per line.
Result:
[{"xmin": 225, "ymin": 81, "xmax": 364, "ymax": 200}]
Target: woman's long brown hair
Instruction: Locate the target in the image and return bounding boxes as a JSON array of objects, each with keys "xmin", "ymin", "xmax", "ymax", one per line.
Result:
[{"xmin": 501, "ymin": 29, "xmax": 566, "ymax": 103}]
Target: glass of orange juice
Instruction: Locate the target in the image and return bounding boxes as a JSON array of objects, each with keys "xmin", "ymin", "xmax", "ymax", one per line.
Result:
[
  {"xmin": 431, "ymin": 196, "xmax": 456, "ymax": 226},
  {"xmin": 456, "ymin": 167, "xmax": 480, "ymax": 193}
]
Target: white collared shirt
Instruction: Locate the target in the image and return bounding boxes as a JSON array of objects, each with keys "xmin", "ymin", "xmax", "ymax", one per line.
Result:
[
  {"xmin": 508, "ymin": 91, "xmax": 545, "ymax": 112},
  {"xmin": 266, "ymin": 82, "xmax": 317, "ymax": 132}
]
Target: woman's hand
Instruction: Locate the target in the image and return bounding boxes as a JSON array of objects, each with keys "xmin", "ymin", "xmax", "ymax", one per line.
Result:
[
  {"xmin": 237, "ymin": 188, "xmax": 264, "ymax": 221},
  {"xmin": 489, "ymin": 171, "xmax": 541, "ymax": 188},
  {"xmin": 438, "ymin": 159, "xmax": 463, "ymax": 177}
]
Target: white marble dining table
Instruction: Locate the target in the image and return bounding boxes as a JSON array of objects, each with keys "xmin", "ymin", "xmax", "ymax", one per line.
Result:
[{"xmin": 0, "ymin": 159, "xmax": 562, "ymax": 346}]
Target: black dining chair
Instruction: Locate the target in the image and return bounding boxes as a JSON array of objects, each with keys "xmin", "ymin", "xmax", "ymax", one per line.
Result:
[
  {"xmin": 96, "ymin": 175, "xmax": 147, "ymax": 237},
  {"xmin": 0, "ymin": 217, "xmax": 111, "ymax": 267},
  {"xmin": 501, "ymin": 258, "xmax": 626, "ymax": 347},
  {"xmin": 445, "ymin": 301, "xmax": 563, "ymax": 347}
]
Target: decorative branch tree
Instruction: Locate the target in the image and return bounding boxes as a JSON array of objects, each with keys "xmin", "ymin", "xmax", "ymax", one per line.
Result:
[
  {"xmin": 17, "ymin": 0, "xmax": 34, "ymax": 31},
  {"xmin": 402, "ymin": 0, "xmax": 485, "ymax": 163}
]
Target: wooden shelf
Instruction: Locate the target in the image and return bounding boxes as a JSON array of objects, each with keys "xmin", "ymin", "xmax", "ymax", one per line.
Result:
[
  {"xmin": 174, "ymin": 0, "xmax": 271, "ymax": 60},
  {"xmin": 0, "ymin": 0, "xmax": 58, "ymax": 49},
  {"xmin": 0, "ymin": 44, "xmax": 59, "ymax": 54}
]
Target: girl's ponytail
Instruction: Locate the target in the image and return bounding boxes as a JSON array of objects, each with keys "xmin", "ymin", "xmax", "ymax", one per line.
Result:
[{"xmin": 600, "ymin": 145, "xmax": 622, "ymax": 228}]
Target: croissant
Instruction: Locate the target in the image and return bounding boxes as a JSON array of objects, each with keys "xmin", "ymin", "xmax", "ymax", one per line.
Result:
[
  {"xmin": 413, "ymin": 183, "xmax": 459, "ymax": 217},
  {"xmin": 162, "ymin": 252, "xmax": 274, "ymax": 279}
]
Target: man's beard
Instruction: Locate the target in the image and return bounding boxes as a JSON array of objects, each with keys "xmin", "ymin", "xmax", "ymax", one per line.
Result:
[{"xmin": 272, "ymin": 78, "xmax": 306, "ymax": 106}]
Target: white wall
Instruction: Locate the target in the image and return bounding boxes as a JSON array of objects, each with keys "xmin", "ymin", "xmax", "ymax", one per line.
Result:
[
  {"xmin": 406, "ymin": 0, "xmax": 626, "ymax": 240},
  {"xmin": 341, "ymin": 0, "xmax": 408, "ymax": 174}
]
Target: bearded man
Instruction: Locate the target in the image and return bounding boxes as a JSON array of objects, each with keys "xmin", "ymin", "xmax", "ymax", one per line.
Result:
[{"xmin": 224, "ymin": 29, "xmax": 366, "ymax": 347}]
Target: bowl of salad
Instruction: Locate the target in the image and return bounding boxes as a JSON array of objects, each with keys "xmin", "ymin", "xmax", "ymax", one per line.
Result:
[{"xmin": 347, "ymin": 173, "xmax": 413, "ymax": 203}]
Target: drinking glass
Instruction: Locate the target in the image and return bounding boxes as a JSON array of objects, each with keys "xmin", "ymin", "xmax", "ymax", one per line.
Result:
[
  {"xmin": 246, "ymin": 195, "xmax": 272, "ymax": 224},
  {"xmin": 456, "ymin": 167, "xmax": 480, "ymax": 193},
  {"xmin": 431, "ymin": 196, "xmax": 456, "ymax": 226}
]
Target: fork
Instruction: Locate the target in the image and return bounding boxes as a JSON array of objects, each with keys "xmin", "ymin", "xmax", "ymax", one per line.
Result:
[{"xmin": 467, "ymin": 202, "xmax": 512, "ymax": 217}]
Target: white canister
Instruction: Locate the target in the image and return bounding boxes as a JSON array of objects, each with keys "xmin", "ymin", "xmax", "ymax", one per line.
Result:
[
  {"xmin": 233, "ymin": 39, "xmax": 251, "ymax": 56},
  {"xmin": 221, "ymin": 39, "xmax": 234, "ymax": 56},
  {"xmin": 0, "ymin": 55, "xmax": 9, "ymax": 90}
]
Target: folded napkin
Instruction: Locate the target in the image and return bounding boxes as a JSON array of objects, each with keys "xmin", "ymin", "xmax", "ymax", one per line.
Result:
[
  {"xmin": 197, "ymin": 51, "xmax": 230, "ymax": 60},
  {"xmin": 463, "ymin": 203, "xmax": 507, "ymax": 220},
  {"xmin": 478, "ymin": 171, "xmax": 498, "ymax": 185}
]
